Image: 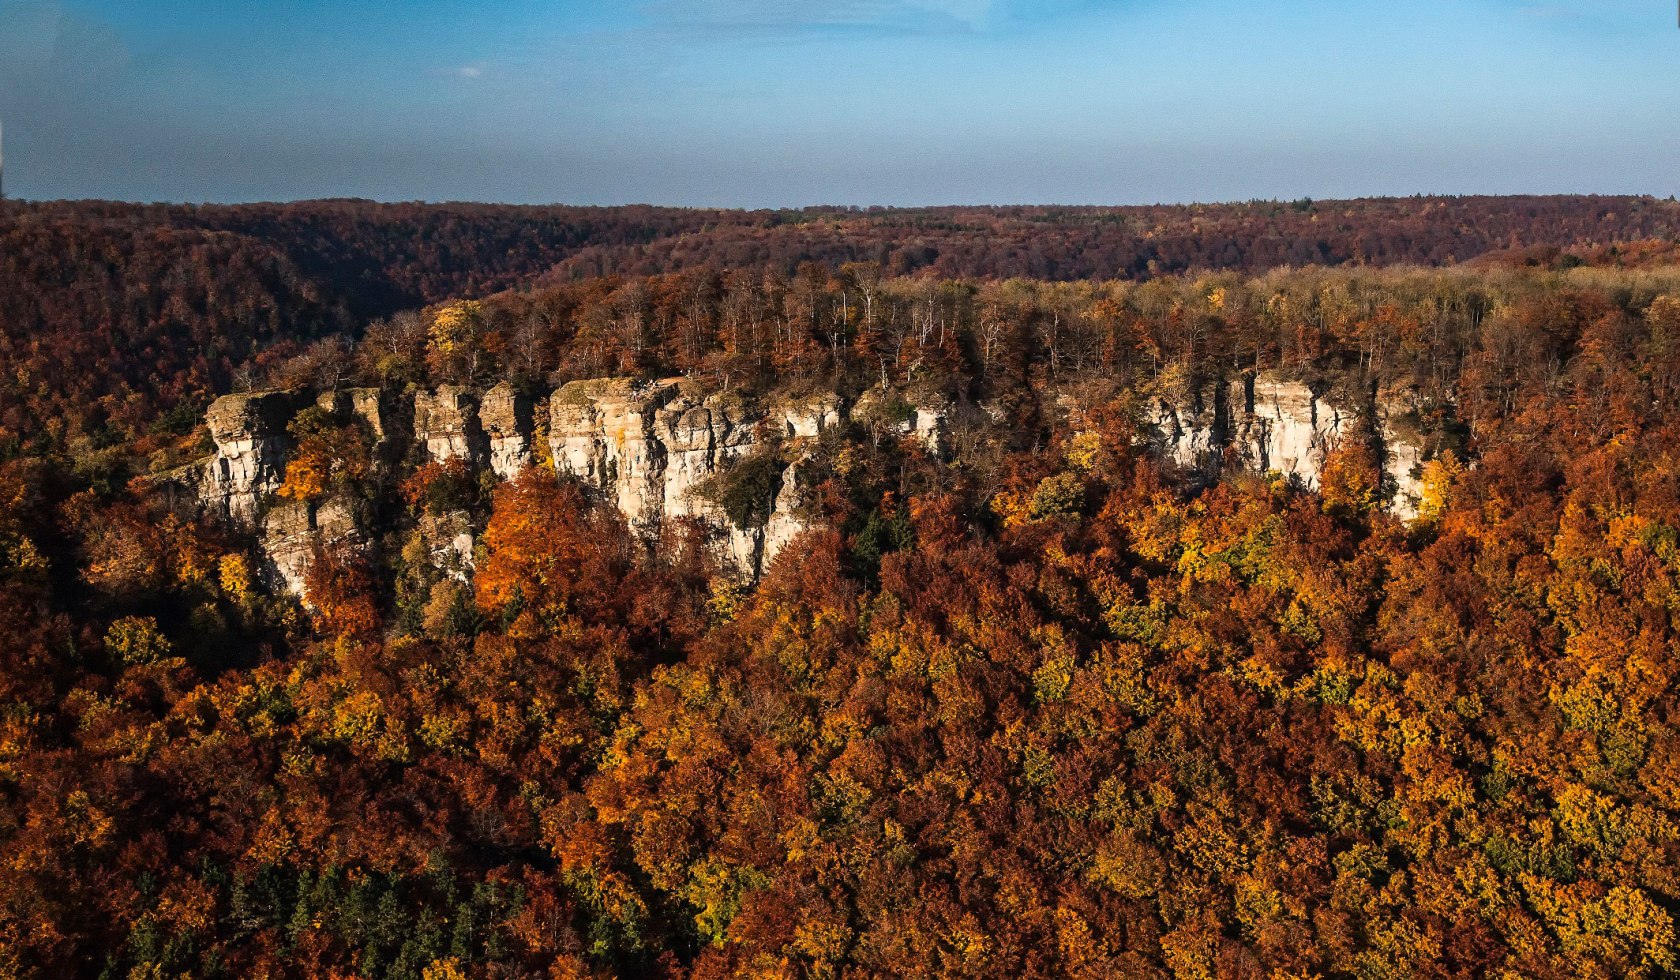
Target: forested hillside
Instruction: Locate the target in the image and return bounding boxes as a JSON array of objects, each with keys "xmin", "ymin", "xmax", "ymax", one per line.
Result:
[
  {"xmin": 3, "ymin": 195, "xmax": 1679, "ymax": 459},
  {"xmin": 4, "ymin": 202, "xmax": 1680, "ymax": 977}
]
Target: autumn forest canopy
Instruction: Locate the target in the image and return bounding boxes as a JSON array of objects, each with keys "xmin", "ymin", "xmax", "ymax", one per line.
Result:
[{"xmin": 5, "ymin": 196, "xmax": 1680, "ymax": 978}]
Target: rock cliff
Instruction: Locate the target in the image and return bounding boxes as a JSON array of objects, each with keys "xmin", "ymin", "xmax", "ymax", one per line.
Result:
[
  {"xmin": 1146, "ymin": 370, "xmax": 1442, "ymax": 506},
  {"xmin": 481, "ymin": 382, "xmax": 534, "ymax": 480},
  {"xmin": 549, "ymin": 378, "xmax": 821, "ymax": 578},
  {"xmin": 261, "ymin": 496, "xmax": 367, "ymax": 597},
  {"xmin": 414, "ymin": 385, "xmax": 484, "ymax": 465},
  {"xmin": 186, "ymin": 369, "xmax": 1446, "ymax": 605},
  {"xmin": 202, "ymin": 391, "xmax": 297, "ymax": 523}
]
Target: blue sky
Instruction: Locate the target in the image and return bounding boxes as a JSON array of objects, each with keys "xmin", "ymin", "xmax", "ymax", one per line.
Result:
[{"xmin": 1, "ymin": 0, "xmax": 1675, "ymax": 205}]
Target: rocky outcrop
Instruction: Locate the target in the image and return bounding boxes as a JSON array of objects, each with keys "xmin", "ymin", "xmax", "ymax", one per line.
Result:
[
  {"xmin": 481, "ymin": 382, "xmax": 534, "ymax": 480},
  {"xmin": 203, "ymin": 391, "xmax": 297, "ymax": 523},
  {"xmin": 779, "ymin": 393, "xmax": 843, "ymax": 440},
  {"xmin": 191, "ymin": 377, "xmax": 831, "ymax": 597},
  {"xmin": 1230, "ymin": 375, "xmax": 1354, "ymax": 489},
  {"xmin": 852, "ymin": 388, "xmax": 949, "ymax": 455},
  {"xmin": 415, "ymin": 385, "xmax": 484, "ymax": 465},
  {"xmin": 315, "ymin": 388, "xmax": 386, "ymax": 443},
  {"xmin": 1375, "ymin": 386, "xmax": 1440, "ymax": 521},
  {"xmin": 550, "ymin": 378, "xmax": 817, "ymax": 577},
  {"xmin": 419, "ymin": 510, "xmax": 476, "ymax": 582},
  {"xmin": 188, "ymin": 368, "xmax": 1449, "ymax": 607},
  {"xmin": 550, "ymin": 378, "xmax": 681, "ymax": 528},
  {"xmin": 1146, "ymin": 371, "xmax": 1436, "ymax": 515},
  {"xmin": 260, "ymin": 496, "xmax": 366, "ymax": 597},
  {"xmin": 759, "ymin": 460, "xmax": 811, "ymax": 575},
  {"xmin": 657, "ymin": 389, "xmax": 758, "ymax": 521}
]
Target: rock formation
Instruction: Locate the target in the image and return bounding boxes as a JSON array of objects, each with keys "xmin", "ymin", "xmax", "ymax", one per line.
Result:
[
  {"xmin": 260, "ymin": 496, "xmax": 366, "ymax": 597},
  {"xmin": 414, "ymin": 385, "xmax": 484, "ymax": 465},
  {"xmin": 314, "ymin": 387, "xmax": 386, "ymax": 443},
  {"xmin": 481, "ymin": 382, "xmax": 534, "ymax": 480},
  {"xmin": 185, "ymin": 369, "xmax": 1448, "ymax": 605},
  {"xmin": 203, "ymin": 391, "xmax": 297, "ymax": 523},
  {"xmin": 1146, "ymin": 370, "xmax": 1440, "ymax": 508},
  {"xmin": 550, "ymin": 378, "xmax": 814, "ymax": 578}
]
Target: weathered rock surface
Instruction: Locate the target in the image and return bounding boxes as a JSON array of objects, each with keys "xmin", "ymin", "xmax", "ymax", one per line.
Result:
[
  {"xmin": 1148, "ymin": 379, "xmax": 1225, "ymax": 476},
  {"xmin": 759, "ymin": 460, "xmax": 811, "ymax": 576},
  {"xmin": 1375, "ymin": 387, "xmax": 1438, "ymax": 521},
  {"xmin": 852, "ymin": 388, "xmax": 949, "ymax": 455},
  {"xmin": 188, "ymin": 369, "xmax": 1448, "ymax": 605},
  {"xmin": 481, "ymin": 382, "xmax": 534, "ymax": 480},
  {"xmin": 314, "ymin": 387, "xmax": 387, "ymax": 442},
  {"xmin": 779, "ymin": 393, "xmax": 843, "ymax": 440},
  {"xmin": 415, "ymin": 385, "xmax": 484, "ymax": 465},
  {"xmin": 260, "ymin": 496, "xmax": 366, "ymax": 598},
  {"xmin": 204, "ymin": 391, "xmax": 297, "ymax": 523},
  {"xmin": 1146, "ymin": 371, "xmax": 1436, "ymax": 515},
  {"xmin": 419, "ymin": 510, "xmax": 476, "ymax": 582},
  {"xmin": 551, "ymin": 378, "xmax": 816, "ymax": 577},
  {"xmin": 550, "ymin": 378, "xmax": 680, "ymax": 528}
]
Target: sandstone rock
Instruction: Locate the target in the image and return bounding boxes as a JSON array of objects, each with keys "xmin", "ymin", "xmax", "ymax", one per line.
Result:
[
  {"xmin": 481, "ymin": 382, "xmax": 534, "ymax": 480},
  {"xmin": 203, "ymin": 391, "xmax": 296, "ymax": 524},
  {"xmin": 414, "ymin": 385, "xmax": 484, "ymax": 465},
  {"xmin": 259, "ymin": 495, "xmax": 366, "ymax": 598}
]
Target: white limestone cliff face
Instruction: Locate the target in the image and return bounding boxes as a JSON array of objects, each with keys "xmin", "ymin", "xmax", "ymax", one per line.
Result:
[
  {"xmin": 481, "ymin": 382, "xmax": 534, "ymax": 480},
  {"xmin": 204, "ymin": 391, "xmax": 297, "ymax": 524},
  {"xmin": 259, "ymin": 496, "xmax": 365, "ymax": 598},
  {"xmin": 1148, "ymin": 380, "xmax": 1224, "ymax": 475},
  {"xmin": 852, "ymin": 388, "xmax": 948, "ymax": 455},
  {"xmin": 1230, "ymin": 375, "xmax": 1354, "ymax": 489},
  {"xmin": 780, "ymin": 393, "xmax": 842, "ymax": 440},
  {"xmin": 657, "ymin": 391, "xmax": 757, "ymax": 521},
  {"xmin": 1376, "ymin": 387, "xmax": 1434, "ymax": 521},
  {"xmin": 314, "ymin": 388, "xmax": 386, "ymax": 444},
  {"xmin": 420, "ymin": 510, "xmax": 476, "ymax": 582},
  {"xmin": 1146, "ymin": 372, "xmax": 1433, "ymax": 517},
  {"xmin": 191, "ymin": 368, "xmax": 1454, "ymax": 608},
  {"xmin": 191, "ymin": 377, "xmax": 840, "ymax": 602},
  {"xmin": 913, "ymin": 408, "xmax": 949, "ymax": 456},
  {"xmin": 550, "ymin": 379, "xmax": 817, "ymax": 577},
  {"xmin": 759, "ymin": 461, "xmax": 810, "ymax": 576},
  {"xmin": 414, "ymin": 385, "xmax": 483, "ymax": 465},
  {"xmin": 549, "ymin": 379, "xmax": 680, "ymax": 529}
]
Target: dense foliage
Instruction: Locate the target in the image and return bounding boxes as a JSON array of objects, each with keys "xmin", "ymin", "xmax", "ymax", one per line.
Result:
[
  {"xmin": 5, "ymin": 195, "xmax": 1680, "ymax": 457},
  {"xmin": 5, "ymin": 205, "xmax": 1680, "ymax": 976}
]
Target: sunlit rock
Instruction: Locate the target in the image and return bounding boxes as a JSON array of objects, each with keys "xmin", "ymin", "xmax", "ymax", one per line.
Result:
[
  {"xmin": 259, "ymin": 495, "xmax": 366, "ymax": 598},
  {"xmin": 203, "ymin": 391, "xmax": 297, "ymax": 524},
  {"xmin": 414, "ymin": 385, "xmax": 484, "ymax": 465}
]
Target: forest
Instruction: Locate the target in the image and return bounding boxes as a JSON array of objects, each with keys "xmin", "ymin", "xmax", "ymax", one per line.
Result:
[
  {"xmin": 3, "ymin": 199, "xmax": 1680, "ymax": 977},
  {"xmin": 4, "ymin": 194, "xmax": 1679, "ymax": 460}
]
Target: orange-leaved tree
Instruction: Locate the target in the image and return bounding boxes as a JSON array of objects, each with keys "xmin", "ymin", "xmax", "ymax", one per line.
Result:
[{"xmin": 475, "ymin": 471, "xmax": 634, "ymax": 639}]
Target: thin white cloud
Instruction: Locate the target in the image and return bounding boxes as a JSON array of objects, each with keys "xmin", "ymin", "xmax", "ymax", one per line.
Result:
[{"xmin": 433, "ymin": 65, "xmax": 484, "ymax": 79}]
